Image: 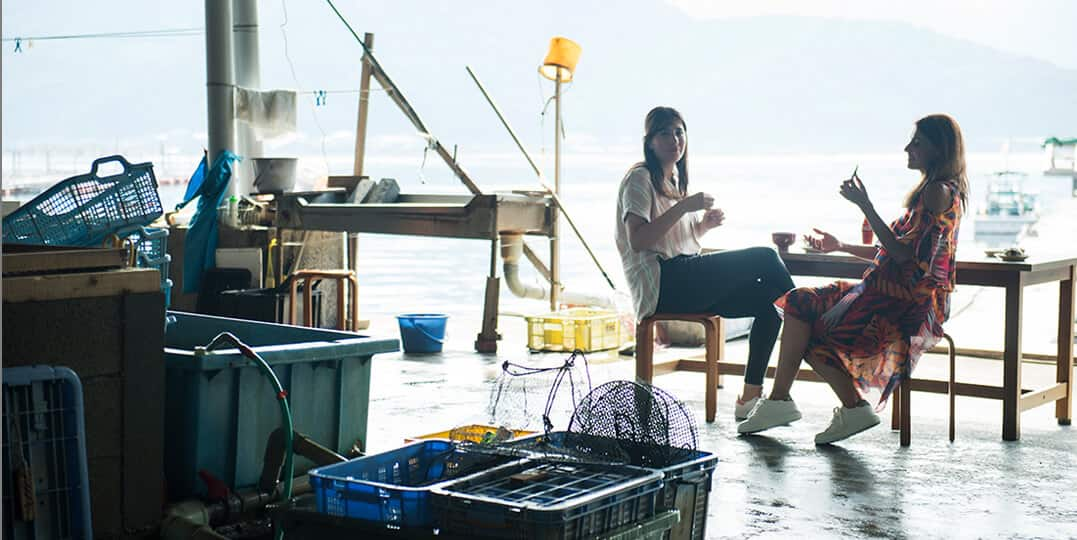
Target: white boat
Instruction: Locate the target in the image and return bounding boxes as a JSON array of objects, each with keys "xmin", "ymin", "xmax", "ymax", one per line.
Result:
[
  {"xmin": 1043, "ymin": 136, "xmax": 1077, "ymax": 176},
  {"xmin": 974, "ymin": 171, "xmax": 1040, "ymax": 244}
]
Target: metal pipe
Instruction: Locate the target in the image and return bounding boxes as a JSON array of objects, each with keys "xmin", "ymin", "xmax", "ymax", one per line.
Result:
[
  {"xmin": 232, "ymin": 0, "xmax": 262, "ymax": 197},
  {"xmin": 205, "ymin": 0, "xmax": 236, "ymax": 183},
  {"xmin": 550, "ymin": 78, "xmax": 561, "ymax": 311},
  {"xmin": 500, "ymin": 233, "xmax": 611, "ymax": 308}
]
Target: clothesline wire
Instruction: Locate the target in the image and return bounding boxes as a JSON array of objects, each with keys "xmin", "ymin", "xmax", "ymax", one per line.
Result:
[{"xmin": 2, "ymin": 28, "xmax": 203, "ymax": 42}]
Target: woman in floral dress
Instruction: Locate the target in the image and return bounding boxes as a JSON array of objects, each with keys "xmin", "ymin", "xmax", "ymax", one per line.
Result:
[{"xmin": 738, "ymin": 114, "xmax": 969, "ymax": 444}]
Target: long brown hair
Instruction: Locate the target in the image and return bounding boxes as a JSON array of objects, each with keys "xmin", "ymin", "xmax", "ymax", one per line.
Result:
[
  {"xmin": 905, "ymin": 114, "xmax": 969, "ymax": 210},
  {"xmin": 634, "ymin": 106, "xmax": 689, "ymax": 198}
]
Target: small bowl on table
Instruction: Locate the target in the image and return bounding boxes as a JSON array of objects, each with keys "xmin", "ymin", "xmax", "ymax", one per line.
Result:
[{"xmin": 772, "ymin": 232, "xmax": 796, "ymax": 253}]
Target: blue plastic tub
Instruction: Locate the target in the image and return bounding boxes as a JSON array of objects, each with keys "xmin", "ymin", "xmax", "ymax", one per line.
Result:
[
  {"xmin": 163, "ymin": 311, "xmax": 399, "ymax": 500},
  {"xmin": 308, "ymin": 440, "xmax": 515, "ymax": 529},
  {"xmin": 3, "ymin": 366, "xmax": 93, "ymax": 540},
  {"xmin": 396, "ymin": 314, "xmax": 448, "ymax": 353}
]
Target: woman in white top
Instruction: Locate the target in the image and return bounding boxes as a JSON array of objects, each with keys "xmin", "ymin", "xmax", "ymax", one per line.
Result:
[{"xmin": 616, "ymin": 106, "xmax": 795, "ymax": 420}]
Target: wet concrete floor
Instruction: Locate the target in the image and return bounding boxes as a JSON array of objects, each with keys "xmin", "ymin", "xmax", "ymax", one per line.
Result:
[{"xmin": 362, "ymin": 328, "xmax": 1076, "ymax": 540}]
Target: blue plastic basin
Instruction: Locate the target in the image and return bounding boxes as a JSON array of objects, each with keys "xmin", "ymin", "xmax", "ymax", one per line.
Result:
[{"xmin": 396, "ymin": 314, "xmax": 448, "ymax": 354}]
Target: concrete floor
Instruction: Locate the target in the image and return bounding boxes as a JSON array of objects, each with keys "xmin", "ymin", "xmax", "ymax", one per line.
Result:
[{"xmin": 361, "ymin": 331, "xmax": 1076, "ymax": 540}]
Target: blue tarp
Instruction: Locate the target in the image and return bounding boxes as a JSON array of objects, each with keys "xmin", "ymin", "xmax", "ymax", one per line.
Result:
[{"xmin": 175, "ymin": 151, "xmax": 240, "ymax": 294}]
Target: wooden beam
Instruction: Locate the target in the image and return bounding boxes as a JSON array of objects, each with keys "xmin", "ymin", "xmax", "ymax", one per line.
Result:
[
  {"xmin": 668, "ymin": 354, "xmax": 1021, "ymax": 400},
  {"xmin": 926, "ymin": 344, "xmax": 1074, "ymax": 366},
  {"xmin": 1057, "ymin": 264, "xmax": 1075, "ymax": 423},
  {"xmin": 1021, "ymin": 383, "xmax": 1069, "ymax": 412},
  {"xmin": 353, "ymin": 32, "xmax": 374, "ymax": 177},
  {"xmin": 675, "ymin": 358, "xmax": 827, "ymax": 383},
  {"xmin": 522, "ymin": 241, "xmax": 552, "ymax": 283},
  {"xmin": 3, "ymin": 268, "xmax": 160, "ymax": 302},
  {"xmin": 652, "ymin": 359, "xmax": 681, "ymax": 377},
  {"xmin": 2, "ymin": 248, "xmax": 128, "ymax": 276}
]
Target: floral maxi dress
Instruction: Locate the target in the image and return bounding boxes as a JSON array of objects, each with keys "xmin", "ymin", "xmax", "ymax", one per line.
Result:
[{"xmin": 775, "ymin": 180, "xmax": 962, "ymax": 405}]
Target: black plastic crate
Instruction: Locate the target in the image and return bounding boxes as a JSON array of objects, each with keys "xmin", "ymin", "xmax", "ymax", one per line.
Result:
[
  {"xmin": 507, "ymin": 432, "xmax": 716, "ymax": 540},
  {"xmin": 432, "ymin": 458, "xmax": 664, "ymax": 539},
  {"xmin": 273, "ymin": 495, "xmax": 678, "ymax": 540}
]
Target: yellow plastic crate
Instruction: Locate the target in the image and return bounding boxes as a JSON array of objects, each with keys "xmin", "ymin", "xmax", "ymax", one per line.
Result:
[
  {"xmin": 525, "ymin": 308, "xmax": 624, "ymax": 352},
  {"xmin": 404, "ymin": 424, "xmax": 535, "ymax": 444}
]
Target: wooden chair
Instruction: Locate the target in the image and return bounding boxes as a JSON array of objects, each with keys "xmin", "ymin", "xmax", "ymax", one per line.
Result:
[
  {"xmin": 892, "ymin": 333, "xmax": 957, "ymax": 446},
  {"xmin": 635, "ymin": 313, "xmax": 724, "ymax": 422},
  {"xmin": 288, "ymin": 269, "xmax": 360, "ymax": 331}
]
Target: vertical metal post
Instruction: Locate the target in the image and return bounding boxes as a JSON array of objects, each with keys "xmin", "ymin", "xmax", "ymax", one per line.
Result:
[
  {"xmin": 232, "ymin": 0, "xmax": 262, "ymax": 197},
  {"xmin": 475, "ymin": 237, "xmax": 501, "ymax": 353},
  {"xmin": 205, "ymin": 0, "xmax": 236, "ymax": 175},
  {"xmin": 549, "ymin": 78, "xmax": 562, "ymax": 311}
]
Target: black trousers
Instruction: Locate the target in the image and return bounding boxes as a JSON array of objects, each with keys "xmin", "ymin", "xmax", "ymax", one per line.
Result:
[{"xmin": 655, "ymin": 247, "xmax": 795, "ymax": 385}]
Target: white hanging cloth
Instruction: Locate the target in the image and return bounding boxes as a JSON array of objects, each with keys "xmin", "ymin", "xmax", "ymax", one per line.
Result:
[{"xmin": 234, "ymin": 87, "xmax": 297, "ymax": 139}]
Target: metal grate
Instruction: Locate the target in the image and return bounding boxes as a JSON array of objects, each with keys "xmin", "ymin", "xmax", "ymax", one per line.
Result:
[{"xmin": 446, "ymin": 461, "xmax": 646, "ymax": 506}]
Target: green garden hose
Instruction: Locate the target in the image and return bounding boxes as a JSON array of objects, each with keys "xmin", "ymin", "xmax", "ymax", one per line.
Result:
[{"xmin": 202, "ymin": 332, "xmax": 293, "ymax": 539}]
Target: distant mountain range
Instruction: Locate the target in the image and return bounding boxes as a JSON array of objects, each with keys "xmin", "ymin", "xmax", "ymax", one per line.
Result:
[{"xmin": 3, "ymin": 2, "xmax": 1075, "ymax": 155}]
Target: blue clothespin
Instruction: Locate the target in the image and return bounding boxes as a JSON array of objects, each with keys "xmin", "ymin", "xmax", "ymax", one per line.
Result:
[
  {"xmin": 14, "ymin": 38, "xmax": 21, "ymax": 53},
  {"xmin": 315, "ymin": 90, "xmax": 327, "ymax": 106}
]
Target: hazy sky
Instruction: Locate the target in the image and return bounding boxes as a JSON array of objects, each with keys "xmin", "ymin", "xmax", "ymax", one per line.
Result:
[
  {"xmin": 670, "ymin": 0, "xmax": 1077, "ymax": 70},
  {"xmin": 3, "ymin": 1, "xmax": 1075, "ymax": 68},
  {"xmin": 2, "ymin": 0, "xmax": 1074, "ymax": 161}
]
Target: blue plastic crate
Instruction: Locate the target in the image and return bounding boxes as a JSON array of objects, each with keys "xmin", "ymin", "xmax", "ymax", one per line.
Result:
[
  {"xmin": 163, "ymin": 312, "xmax": 399, "ymax": 500},
  {"xmin": 131, "ymin": 226, "xmax": 168, "ymax": 261},
  {"xmin": 509, "ymin": 432, "xmax": 716, "ymax": 540},
  {"xmin": 2, "ymin": 155, "xmax": 162, "ymax": 247},
  {"xmin": 308, "ymin": 440, "xmax": 517, "ymax": 529},
  {"xmin": 124, "ymin": 226, "xmax": 170, "ymax": 289},
  {"xmin": 2, "ymin": 366, "xmax": 92, "ymax": 540},
  {"xmin": 432, "ymin": 458, "xmax": 664, "ymax": 539}
]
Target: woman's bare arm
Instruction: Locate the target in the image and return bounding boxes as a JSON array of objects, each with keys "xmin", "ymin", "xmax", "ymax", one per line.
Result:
[
  {"xmin": 838, "ymin": 243, "xmax": 880, "ymax": 261},
  {"xmin": 624, "ymin": 192, "xmax": 711, "ymax": 252}
]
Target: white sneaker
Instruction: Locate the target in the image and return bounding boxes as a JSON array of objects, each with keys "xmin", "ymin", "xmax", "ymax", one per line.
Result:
[
  {"xmin": 735, "ymin": 396, "xmax": 761, "ymax": 421},
  {"xmin": 737, "ymin": 398, "xmax": 802, "ymax": 434},
  {"xmin": 814, "ymin": 402, "xmax": 881, "ymax": 445}
]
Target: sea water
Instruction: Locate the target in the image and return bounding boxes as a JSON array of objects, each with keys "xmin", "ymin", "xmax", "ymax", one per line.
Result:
[{"xmin": 8, "ymin": 150, "xmax": 1073, "ymax": 351}]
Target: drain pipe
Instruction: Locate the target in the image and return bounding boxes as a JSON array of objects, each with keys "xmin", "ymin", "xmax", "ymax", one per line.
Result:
[{"xmin": 500, "ymin": 233, "xmax": 613, "ymax": 308}]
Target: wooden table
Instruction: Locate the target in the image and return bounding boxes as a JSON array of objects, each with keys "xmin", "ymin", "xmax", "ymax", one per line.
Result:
[{"xmin": 778, "ymin": 251, "xmax": 1076, "ymax": 441}]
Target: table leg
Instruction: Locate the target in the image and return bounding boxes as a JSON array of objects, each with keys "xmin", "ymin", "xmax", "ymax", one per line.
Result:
[
  {"xmin": 1057, "ymin": 265, "xmax": 1075, "ymax": 425},
  {"xmin": 1003, "ymin": 277, "xmax": 1025, "ymax": 441}
]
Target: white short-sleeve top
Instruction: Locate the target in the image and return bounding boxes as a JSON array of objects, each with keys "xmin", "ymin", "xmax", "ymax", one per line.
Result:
[{"xmin": 615, "ymin": 165, "xmax": 702, "ymax": 320}]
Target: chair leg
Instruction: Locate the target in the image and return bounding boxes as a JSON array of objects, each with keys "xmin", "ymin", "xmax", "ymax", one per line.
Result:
[
  {"xmin": 945, "ymin": 333, "xmax": 956, "ymax": 443},
  {"xmin": 703, "ymin": 320, "xmax": 718, "ymax": 423},
  {"xmin": 891, "ymin": 384, "xmax": 901, "ymax": 430},
  {"xmin": 900, "ymin": 364, "xmax": 912, "ymax": 447},
  {"xmin": 715, "ymin": 317, "xmax": 726, "ymax": 390},
  {"xmin": 636, "ymin": 320, "xmax": 655, "ymax": 383}
]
